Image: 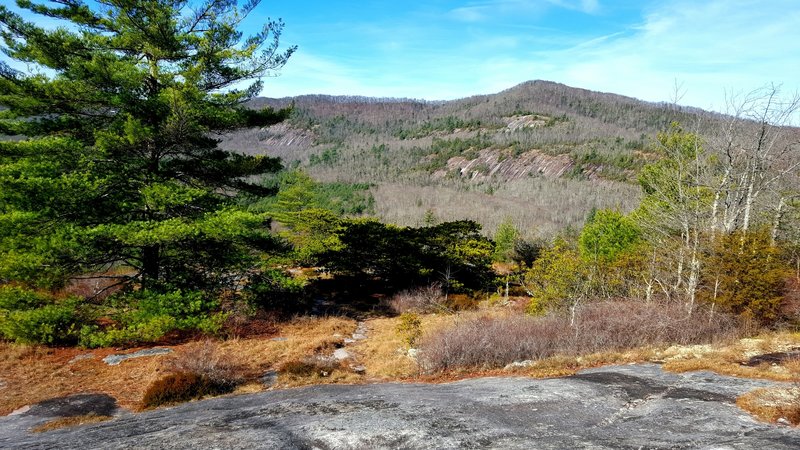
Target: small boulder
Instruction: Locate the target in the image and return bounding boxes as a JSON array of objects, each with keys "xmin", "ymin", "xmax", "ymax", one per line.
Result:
[
  {"xmin": 333, "ymin": 348, "xmax": 352, "ymax": 361},
  {"xmin": 503, "ymin": 360, "xmax": 534, "ymax": 371},
  {"xmin": 102, "ymin": 347, "xmax": 172, "ymax": 366},
  {"xmin": 260, "ymin": 370, "xmax": 278, "ymax": 388}
]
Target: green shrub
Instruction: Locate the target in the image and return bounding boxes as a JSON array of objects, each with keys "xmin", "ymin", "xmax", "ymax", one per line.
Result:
[
  {"xmin": 243, "ymin": 269, "xmax": 307, "ymax": 313},
  {"xmin": 396, "ymin": 312, "xmax": 422, "ymax": 347},
  {"xmin": 701, "ymin": 230, "xmax": 789, "ymax": 322},
  {"xmin": 578, "ymin": 209, "xmax": 640, "ymax": 263},
  {"xmin": 79, "ymin": 290, "xmax": 226, "ymax": 348},
  {"xmin": 141, "ymin": 372, "xmax": 232, "ymax": 408},
  {"xmin": 0, "ymin": 302, "xmax": 82, "ymax": 345},
  {"xmin": 80, "ymin": 312, "xmax": 226, "ymax": 348},
  {"xmin": 0, "ymin": 285, "xmax": 51, "ymax": 310},
  {"xmin": 0, "ymin": 286, "xmax": 84, "ymax": 345}
]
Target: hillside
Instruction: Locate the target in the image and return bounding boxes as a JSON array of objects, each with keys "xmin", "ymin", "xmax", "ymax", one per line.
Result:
[{"xmin": 222, "ymin": 80, "xmax": 725, "ymax": 236}]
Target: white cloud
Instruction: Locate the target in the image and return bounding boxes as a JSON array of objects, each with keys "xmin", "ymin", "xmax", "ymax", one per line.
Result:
[
  {"xmin": 449, "ymin": 6, "xmax": 487, "ymax": 22},
  {"xmin": 545, "ymin": 0, "xmax": 600, "ymax": 14},
  {"xmin": 264, "ymin": 0, "xmax": 800, "ymax": 115},
  {"xmin": 472, "ymin": 0, "xmax": 800, "ymax": 112}
]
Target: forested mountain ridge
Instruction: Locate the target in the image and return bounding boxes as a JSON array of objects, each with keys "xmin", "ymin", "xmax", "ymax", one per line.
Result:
[{"xmin": 224, "ymin": 80, "xmax": 741, "ymax": 236}]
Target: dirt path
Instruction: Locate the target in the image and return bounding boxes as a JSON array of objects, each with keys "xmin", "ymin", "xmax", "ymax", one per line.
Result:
[{"xmin": 2, "ymin": 363, "xmax": 798, "ymax": 449}]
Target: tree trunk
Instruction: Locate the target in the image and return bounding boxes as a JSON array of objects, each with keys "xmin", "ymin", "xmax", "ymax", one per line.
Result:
[
  {"xmin": 771, "ymin": 196, "xmax": 785, "ymax": 247},
  {"xmin": 686, "ymin": 238, "xmax": 699, "ymax": 315}
]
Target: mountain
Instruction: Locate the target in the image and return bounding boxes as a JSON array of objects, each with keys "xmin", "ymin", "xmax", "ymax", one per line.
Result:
[{"xmin": 222, "ymin": 80, "xmax": 726, "ymax": 237}]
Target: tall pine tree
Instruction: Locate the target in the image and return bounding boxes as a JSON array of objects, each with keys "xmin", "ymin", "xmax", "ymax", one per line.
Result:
[{"xmin": 0, "ymin": 0, "xmax": 295, "ymax": 293}]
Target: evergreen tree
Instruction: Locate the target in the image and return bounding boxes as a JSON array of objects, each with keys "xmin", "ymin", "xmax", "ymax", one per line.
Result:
[{"xmin": 0, "ymin": 0, "xmax": 295, "ymax": 293}]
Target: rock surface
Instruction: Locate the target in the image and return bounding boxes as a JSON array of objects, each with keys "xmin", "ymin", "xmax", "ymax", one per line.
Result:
[
  {"xmin": 102, "ymin": 348, "xmax": 172, "ymax": 366},
  {"xmin": 2, "ymin": 364, "xmax": 799, "ymax": 449},
  {"xmin": 333, "ymin": 348, "xmax": 352, "ymax": 361}
]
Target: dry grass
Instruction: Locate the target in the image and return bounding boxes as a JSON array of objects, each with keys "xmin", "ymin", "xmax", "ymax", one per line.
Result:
[
  {"xmin": 31, "ymin": 413, "xmax": 113, "ymax": 433},
  {"xmin": 737, "ymin": 387, "xmax": 800, "ymax": 425},
  {"xmin": 0, "ymin": 342, "xmax": 168, "ymax": 415},
  {"xmin": 0, "ymin": 316, "xmax": 358, "ymax": 414},
  {"xmin": 181, "ymin": 316, "xmax": 359, "ymax": 389},
  {"xmin": 662, "ymin": 331, "xmax": 800, "ymax": 382},
  {"xmin": 660, "ymin": 331, "xmax": 800, "ymax": 425},
  {"xmin": 347, "ymin": 317, "xmax": 421, "ymax": 380},
  {"xmin": 2, "ymin": 307, "xmax": 799, "ymax": 418}
]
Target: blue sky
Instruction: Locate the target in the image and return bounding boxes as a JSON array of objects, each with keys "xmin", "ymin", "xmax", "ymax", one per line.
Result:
[
  {"xmin": 248, "ymin": 0, "xmax": 800, "ymax": 111},
  {"xmin": 4, "ymin": 1, "xmax": 799, "ymax": 112}
]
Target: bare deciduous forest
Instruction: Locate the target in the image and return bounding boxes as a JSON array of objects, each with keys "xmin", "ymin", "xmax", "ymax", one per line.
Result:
[{"xmin": 224, "ymin": 80, "xmax": 735, "ymax": 236}]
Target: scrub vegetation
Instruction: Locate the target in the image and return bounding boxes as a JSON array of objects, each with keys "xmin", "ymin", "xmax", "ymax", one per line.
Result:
[{"xmin": 2, "ymin": 0, "xmax": 800, "ymax": 428}]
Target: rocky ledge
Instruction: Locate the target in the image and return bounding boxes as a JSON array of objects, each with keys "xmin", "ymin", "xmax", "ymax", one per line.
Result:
[{"xmin": 1, "ymin": 363, "xmax": 798, "ymax": 449}]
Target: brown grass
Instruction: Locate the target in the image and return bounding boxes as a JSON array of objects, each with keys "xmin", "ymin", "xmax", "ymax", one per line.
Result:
[
  {"xmin": 0, "ymin": 316, "xmax": 358, "ymax": 414},
  {"xmin": 0, "ymin": 342, "xmax": 168, "ymax": 415},
  {"xmin": 661, "ymin": 332, "xmax": 800, "ymax": 425},
  {"xmin": 662, "ymin": 332, "xmax": 800, "ymax": 382},
  {"xmin": 31, "ymin": 413, "xmax": 113, "ymax": 433},
  {"xmin": 737, "ymin": 387, "xmax": 800, "ymax": 425},
  {"xmin": 347, "ymin": 317, "xmax": 421, "ymax": 380}
]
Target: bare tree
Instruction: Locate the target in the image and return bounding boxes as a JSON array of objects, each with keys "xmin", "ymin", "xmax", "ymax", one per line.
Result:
[{"xmin": 710, "ymin": 85, "xmax": 800, "ymax": 236}]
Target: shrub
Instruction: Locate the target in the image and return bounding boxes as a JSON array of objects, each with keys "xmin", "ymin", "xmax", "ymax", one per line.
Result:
[
  {"xmin": 0, "ymin": 286, "xmax": 85, "ymax": 345},
  {"xmin": 418, "ymin": 301, "xmax": 741, "ymax": 372},
  {"xmin": 386, "ymin": 284, "xmax": 448, "ymax": 314},
  {"xmin": 512, "ymin": 238, "xmax": 545, "ymax": 268},
  {"xmin": 578, "ymin": 209, "xmax": 640, "ymax": 263},
  {"xmin": 446, "ymin": 293, "xmax": 479, "ymax": 311},
  {"xmin": 701, "ymin": 230, "xmax": 788, "ymax": 322},
  {"xmin": 0, "ymin": 285, "xmax": 50, "ymax": 310},
  {"xmin": 523, "ymin": 239, "xmax": 589, "ymax": 314},
  {"xmin": 220, "ymin": 307, "xmax": 278, "ymax": 339},
  {"xmin": 167, "ymin": 340, "xmax": 244, "ymax": 387},
  {"xmin": 1, "ymin": 303, "xmax": 82, "ymax": 345},
  {"xmin": 142, "ymin": 372, "xmax": 232, "ymax": 408},
  {"xmin": 396, "ymin": 312, "xmax": 423, "ymax": 347},
  {"xmin": 79, "ymin": 290, "xmax": 226, "ymax": 347},
  {"xmin": 242, "ymin": 269, "xmax": 307, "ymax": 313},
  {"xmin": 492, "ymin": 218, "xmax": 519, "ymax": 262},
  {"xmin": 280, "ymin": 356, "xmax": 340, "ymax": 377}
]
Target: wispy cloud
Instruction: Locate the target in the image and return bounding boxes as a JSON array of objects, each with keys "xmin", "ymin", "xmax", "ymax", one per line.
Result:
[
  {"xmin": 447, "ymin": 0, "xmax": 553, "ymax": 23},
  {"xmin": 462, "ymin": 0, "xmax": 800, "ymax": 110},
  {"xmin": 261, "ymin": 0, "xmax": 800, "ymax": 113},
  {"xmin": 550, "ymin": 0, "xmax": 800, "ymax": 109},
  {"xmin": 449, "ymin": 5, "xmax": 488, "ymax": 22},
  {"xmin": 545, "ymin": 0, "xmax": 600, "ymax": 14}
]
